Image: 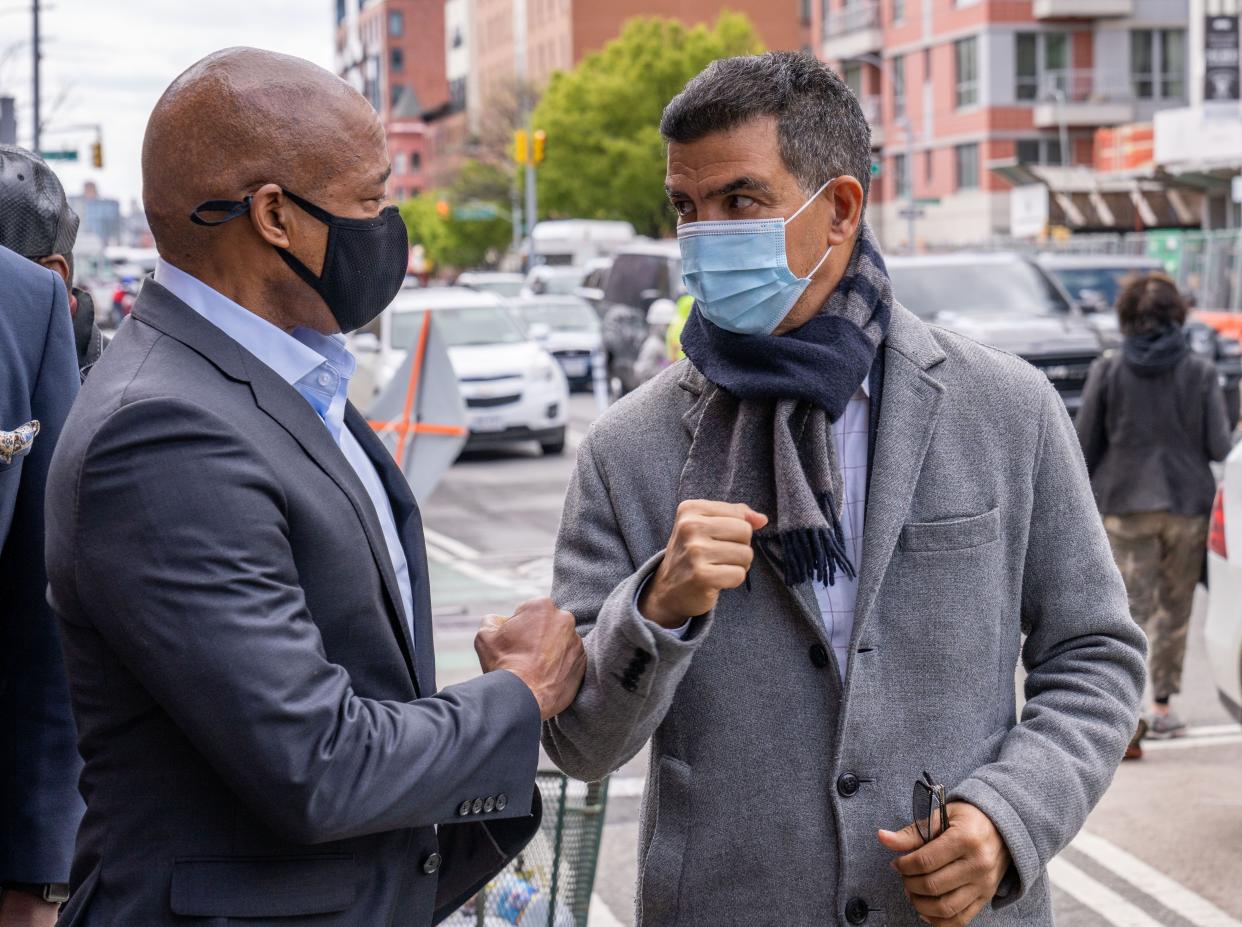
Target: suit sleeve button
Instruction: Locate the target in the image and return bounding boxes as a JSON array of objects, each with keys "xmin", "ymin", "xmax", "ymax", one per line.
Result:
[
  {"xmin": 458, "ymin": 800, "xmax": 472, "ymax": 817},
  {"xmin": 471, "ymin": 798, "xmax": 484, "ymax": 814},
  {"xmin": 422, "ymin": 852, "xmax": 442, "ymax": 875},
  {"xmin": 496, "ymin": 793, "xmax": 508, "ymax": 811},
  {"xmin": 484, "ymin": 796, "xmax": 496, "ymax": 813}
]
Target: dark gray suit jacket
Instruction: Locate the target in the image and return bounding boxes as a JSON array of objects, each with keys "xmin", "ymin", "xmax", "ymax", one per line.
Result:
[
  {"xmin": 45, "ymin": 279, "xmax": 542, "ymax": 926},
  {"xmin": 0, "ymin": 244, "xmax": 84, "ymax": 885}
]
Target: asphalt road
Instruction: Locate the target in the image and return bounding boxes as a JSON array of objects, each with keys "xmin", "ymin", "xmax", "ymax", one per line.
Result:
[{"xmin": 423, "ymin": 391, "xmax": 1242, "ymax": 927}]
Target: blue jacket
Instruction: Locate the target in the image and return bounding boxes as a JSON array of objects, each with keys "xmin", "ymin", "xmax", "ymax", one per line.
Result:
[{"xmin": 0, "ymin": 243, "xmax": 84, "ymax": 884}]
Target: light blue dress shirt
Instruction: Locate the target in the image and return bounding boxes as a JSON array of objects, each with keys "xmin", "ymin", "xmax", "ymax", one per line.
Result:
[{"xmin": 153, "ymin": 259, "xmax": 416, "ymax": 640}]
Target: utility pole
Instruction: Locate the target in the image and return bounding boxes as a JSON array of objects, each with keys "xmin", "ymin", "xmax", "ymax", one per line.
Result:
[
  {"xmin": 32, "ymin": 0, "xmax": 41, "ymax": 152},
  {"xmin": 513, "ymin": 0, "xmax": 536, "ymax": 242}
]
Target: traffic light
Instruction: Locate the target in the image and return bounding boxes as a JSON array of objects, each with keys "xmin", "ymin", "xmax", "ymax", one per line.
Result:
[
  {"xmin": 532, "ymin": 130, "xmax": 546, "ymax": 166},
  {"xmin": 91, "ymin": 141, "xmax": 103, "ymax": 168},
  {"xmin": 435, "ymin": 199, "xmax": 451, "ymax": 218},
  {"xmin": 513, "ymin": 129, "xmax": 528, "ymax": 165}
]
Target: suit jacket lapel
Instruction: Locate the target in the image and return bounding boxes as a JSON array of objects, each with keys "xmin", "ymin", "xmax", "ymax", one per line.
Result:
[
  {"xmin": 345, "ymin": 405, "xmax": 437, "ymax": 695},
  {"xmin": 852, "ymin": 305, "xmax": 946, "ymax": 642},
  {"xmin": 133, "ymin": 281, "xmax": 420, "ymax": 687}
]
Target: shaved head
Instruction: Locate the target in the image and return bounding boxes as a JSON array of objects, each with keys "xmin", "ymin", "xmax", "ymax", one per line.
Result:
[
  {"xmin": 142, "ymin": 47, "xmax": 392, "ymax": 332},
  {"xmin": 143, "ymin": 46, "xmax": 386, "ymax": 266}
]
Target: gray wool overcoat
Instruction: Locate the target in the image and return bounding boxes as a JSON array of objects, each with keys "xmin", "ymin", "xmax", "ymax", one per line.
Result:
[{"xmin": 544, "ymin": 304, "xmax": 1147, "ymax": 926}]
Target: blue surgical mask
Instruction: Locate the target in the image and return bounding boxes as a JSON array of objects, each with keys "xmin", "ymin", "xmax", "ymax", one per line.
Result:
[{"xmin": 677, "ymin": 178, "xmax": 836, "ymax": 335}]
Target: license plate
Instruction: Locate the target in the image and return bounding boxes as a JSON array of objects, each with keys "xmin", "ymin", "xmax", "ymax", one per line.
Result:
[
  {"xmin": 561, "ymin": 358, "xmax": 590, "ymax": 378},
  {"xmin": 471, "ymin": 414, "xmax": 507, "ymax": 433}
]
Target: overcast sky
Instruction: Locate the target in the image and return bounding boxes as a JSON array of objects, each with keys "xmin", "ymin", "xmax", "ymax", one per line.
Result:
[{"xmin": 0, "ymin": 0, "xmax": 335, "ymax": 211}]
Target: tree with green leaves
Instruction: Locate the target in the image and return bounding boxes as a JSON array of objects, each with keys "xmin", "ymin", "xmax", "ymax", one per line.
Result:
[
  {"xmin": 399, "ymin": 160, "xmax": 514, "ymax": 272},
  {"xmin": 531, "ymin": 13, "xmax": 763, "ymax": 238}
]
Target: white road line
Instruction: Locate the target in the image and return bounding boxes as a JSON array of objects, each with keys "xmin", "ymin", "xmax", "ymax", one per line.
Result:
[
  {"xmin": 1071, "ymin": 831, "xmax": 1242, "ymax": 927},
  {"xmin": 606, "ymin": 776, "xmax": 646, "ymax": 799},
  {"xmin": 1047, "ymin": 856, "xmax": 1164, "ymax": 926},
  {"xmin": 423, "ymin": 543, "xmax": 538, "ymax": 594},
  {"xmin": 423, "ymin": 527, "xmax": 481, "ymax": 561},
  {"xmin": 588, "ymin": 893, "xmax": 626, "ymax": 927},
  {"xmin": 1144, "ymin": 733, "xmax": 1242, "ymax": 752}
]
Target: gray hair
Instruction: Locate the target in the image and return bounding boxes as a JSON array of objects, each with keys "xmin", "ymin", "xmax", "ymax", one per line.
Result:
[{"xmin": 659, "ymin": 52, "xmax": 871, "ymax": 205}]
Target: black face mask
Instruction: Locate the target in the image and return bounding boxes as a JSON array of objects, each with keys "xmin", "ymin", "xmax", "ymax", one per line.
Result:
[{"xmin": 190, "ymin": 189, "xmax": 409, "ymax": 332}]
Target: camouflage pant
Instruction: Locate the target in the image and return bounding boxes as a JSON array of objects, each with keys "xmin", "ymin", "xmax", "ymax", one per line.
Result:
[{"xmin": 1104, "ymin": 512, "xmax": 1208, "ymax": 701}]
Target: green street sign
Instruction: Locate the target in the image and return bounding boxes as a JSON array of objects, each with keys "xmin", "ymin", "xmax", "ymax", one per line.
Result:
[
  {"xmin": 454, "ymin": 202, "xmax": 501, "ymax": 221},
  {"xmin": 914, "ymin": 197, "xmax": 941, "ymax": 206},
  {"xmin": 41, "ymin": 150, "xmax": 78, "ymax": 161}
]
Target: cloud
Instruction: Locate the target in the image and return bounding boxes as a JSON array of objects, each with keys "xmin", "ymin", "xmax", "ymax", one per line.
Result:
[{"xmin": 0, "ymin": 0, "xmax": 335, "ymax": 211}]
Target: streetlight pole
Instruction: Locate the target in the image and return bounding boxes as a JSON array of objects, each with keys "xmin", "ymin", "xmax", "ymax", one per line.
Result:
[{"xmin": 31, "ymin": 0, "xmax": 41, "ymax": 152}]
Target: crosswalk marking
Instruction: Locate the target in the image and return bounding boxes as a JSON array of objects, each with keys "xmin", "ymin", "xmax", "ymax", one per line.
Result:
[
  {"xmin": 1071, "ymin": 832, "xmax": 1242, "ymax": 927},
  {"xmin": 1047, "ymin": 857, "xmax": 1165, "ymax": 927}
]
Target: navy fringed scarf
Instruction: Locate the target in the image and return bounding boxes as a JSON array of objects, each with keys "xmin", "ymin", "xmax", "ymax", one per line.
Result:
[{"xmin": 678, "ymin": 223, "xmax": 892, "ymax": 588}]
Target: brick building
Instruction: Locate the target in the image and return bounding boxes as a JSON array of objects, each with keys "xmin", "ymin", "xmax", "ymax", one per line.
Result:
[
  {"xmin": 334, "ymin": 0, "xmax": 450, "ymax": 199},
  {"xmin": 813, "ymin": 0, "xmax": 1191, "ymax": 249}
]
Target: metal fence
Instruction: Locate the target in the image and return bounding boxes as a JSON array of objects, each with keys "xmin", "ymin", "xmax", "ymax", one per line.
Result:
[
  {"xmin": 989, "ymin": 227, "xmax": 1242, "ymax": 312},
  {"xmin": 441, "ymin": 772, "xmax": 610, "ymax": 927}
]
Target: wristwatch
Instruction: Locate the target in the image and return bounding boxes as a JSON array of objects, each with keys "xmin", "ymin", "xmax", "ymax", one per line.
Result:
[{"xmin": 0, "ymin": 882, "xmax": 70, "ymax": 904}]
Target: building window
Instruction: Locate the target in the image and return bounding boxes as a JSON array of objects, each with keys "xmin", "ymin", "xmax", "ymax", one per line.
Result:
[
  {"xmin": 924, "ymin": 149, "xmax": 934, "ymax": 182},
  {"xmin": 1132, "ymin": 29, "xmax": 1186, "ymax": 100},
  {"xmin": 389, "ymin": 10, "xmax": 404, "ymax": 36},
  {"xmin": 452, "ymin": 26, "xmax": 464, "ymax": 49},
  {"xmin": 1016, "ymin": 137, "xmax": 1067, "ymax": 166},
  {"xmin": 411, "ymin": 152, "xmax": 422, "ymax": 171},
  {"xmin": 955, "ymin": 37, "xmax": 979, "ymax": 108},
  {"xmin": 394, "ymin": 152, "xmax": 407, "ymax": 175},
  {"xmin": 893, "ymin": 153, "xmax": 910, "ymax": 198},
  {"xmin": 799, "ymin": 0, "xmax": 811, "ymax": 25},
  {"xmin": 391, "ymin": 48, "xmax": 404, "ymax": 72},
  {"xmin": 335, "ymin": 0, "xmax": 346, "ymax": 24},
  {"xmin": 843, "ymin": 62, "xmax": 863, "ymax": 97},
  {"xmin": 892, "ymin": 0, "xmax": 905, "ymax": 23},
  {"xmin": 1016, "ymin": 32, "xmax": 1068, "ymax": 101},
  {"xmin": 923, "ymin": 48, "xmax": 932, "ymax": 80},
  {"xmin": 955, "ymin": 143, "xmax": 980, "ymax": 190},
  {"xmin": 390, "ymin": 83, "xmax": 404, "ymax": 108},
  {"xmin": 892, "ymin": 54, "xmax": 905, "ymax": 118}
]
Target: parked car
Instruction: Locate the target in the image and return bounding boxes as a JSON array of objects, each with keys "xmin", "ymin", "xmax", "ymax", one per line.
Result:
[
  {"xmin": 522, "ymin": 264, "xmax": 587, "ymax": 297},
  {"xmin": 576, "ymin": 256, "xmax": 613, "ymax": 313},
  {"xmin": 1038, "ymin": 253, "xmax": 1242, "ymax": 428},
  {"xmin": 455, "ymin": 271, "xmax": 525, "ymax": 299},
  {"xmin": 887, "ymin": 253, "xmax": 1104, "ymax": 414},
  {"xmin": 598, "ymin": 240, "xmax": 682, "ymax": 395},
  {"xmin": 1205, "ymin": 438, "xmax": 1242, "ymax": 723},
  {"xmin": 351, "ymin": 287, "xmax": 569, "ymax": 455},
  {"xmin": 506, "ymin": 295, "xmax": 602, "ymax": 391}
]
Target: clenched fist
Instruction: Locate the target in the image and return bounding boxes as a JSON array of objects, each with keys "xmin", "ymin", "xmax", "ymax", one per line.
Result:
[
  {"xmin": 474, "ymin": 597, "xmax": 586, "ymax": 721},
  {"xmin": 639, "ymin": 500, "xmax": 769, "ymax": 629}
]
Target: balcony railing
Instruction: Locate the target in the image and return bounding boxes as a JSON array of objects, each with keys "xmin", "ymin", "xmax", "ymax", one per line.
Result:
[
  {"xmin": 823, "ymin": 0, "xmax": 881, "ymax": 39},
  {"xmin": 1034, "ymin": 70, "xmax": 1136, "ymax": 128}
]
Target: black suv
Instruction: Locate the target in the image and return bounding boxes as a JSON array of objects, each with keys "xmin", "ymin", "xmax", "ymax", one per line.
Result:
[
  {"xmin": 597, "ymin": 240, "xmax": 681, "ymax": 395},
  {"xmin": 886, "ymin": 252, "xmax": 1102, "ymax": 414}
]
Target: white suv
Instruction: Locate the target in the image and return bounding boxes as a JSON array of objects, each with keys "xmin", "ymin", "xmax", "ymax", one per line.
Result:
[{"xmin": 1206, "ymin": 439, "xmax": 1242, "ymax": 722}]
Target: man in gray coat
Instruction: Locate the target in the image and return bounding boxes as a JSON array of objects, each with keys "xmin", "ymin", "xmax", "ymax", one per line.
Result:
[{"xmin": 543, "ymin": 53, "xmax": 1146, "ymax": 927}]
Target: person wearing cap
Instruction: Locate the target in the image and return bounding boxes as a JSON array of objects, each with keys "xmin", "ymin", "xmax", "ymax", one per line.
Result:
[
  {"xmin": 0, "ymin": 145, "xmax": 106, "ymax": 377},
  {"xmin": 0, "ymin": 241, "xmax": 84, "ymax": 925},
  {"xmin": 634, "ymin": 298, "xmax": 678, "ymax": 385}
]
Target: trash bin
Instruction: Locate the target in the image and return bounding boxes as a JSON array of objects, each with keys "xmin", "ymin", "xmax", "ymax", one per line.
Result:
[{"xmin": 441, "ymin": 772, "xmax": 610, "ymax": 927}]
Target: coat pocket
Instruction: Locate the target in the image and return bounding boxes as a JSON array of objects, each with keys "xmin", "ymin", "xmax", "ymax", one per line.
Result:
[
  {"xmin": 899, "ymin": 507, "xmax": 1000, "ymax": 552},
  {"xmin": 639, "ymin": 756, "xmax": 691, "ymax": 927},
  {"xmin": 169, "ymin": 854, "xmax": 357, "ymax": 918}
]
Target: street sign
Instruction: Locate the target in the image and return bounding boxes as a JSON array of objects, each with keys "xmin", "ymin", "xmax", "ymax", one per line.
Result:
[
  {"xmin": 1010, "ymin": 184, "xmax": 1050, "ymax": 238},
  {"xmin": 913, "ymin": 197, "xmax": 941, "ymax": 206},
  {"xmin": 896, "ymin": 208, "xmax": 925, "ymax": 220},
  {"xmin": 40, "ymin": 150, "xmax": 78, "ymax": 161},
  {"xmin": 453, "ymin": 202, "xmax": 500, "ymax": 221},
  {"xmin": 1205, "ymin": 15, "xmax": 1241, "ymax": 105}
]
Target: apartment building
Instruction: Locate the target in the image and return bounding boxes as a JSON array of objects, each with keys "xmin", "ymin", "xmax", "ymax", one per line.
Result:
[
  {"xmin": 813, "ymin": 0, "xmax": 1191, "ymax": 249},
  {"xmin": 334, "ymin": 0, "xmax": 450, "ymax": 199}
]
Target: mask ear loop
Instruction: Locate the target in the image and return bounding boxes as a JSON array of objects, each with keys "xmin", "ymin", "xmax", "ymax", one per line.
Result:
[
  {"xmin": 189, "ymin": 197, "xmax": 253, "ymax": 226},
  {"xmin": 784, "ymin": 177, "xmax": 838, "ymax": 281}
]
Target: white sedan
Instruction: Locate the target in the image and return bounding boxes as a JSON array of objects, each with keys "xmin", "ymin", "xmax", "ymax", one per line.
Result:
[
  {"xmin": 1206, "ymin": 438, "xmax": 1242, "ymax": 722},
  {"xmin": 351, "ymin": 287, "xmax": 569, "ymax": 456}
]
